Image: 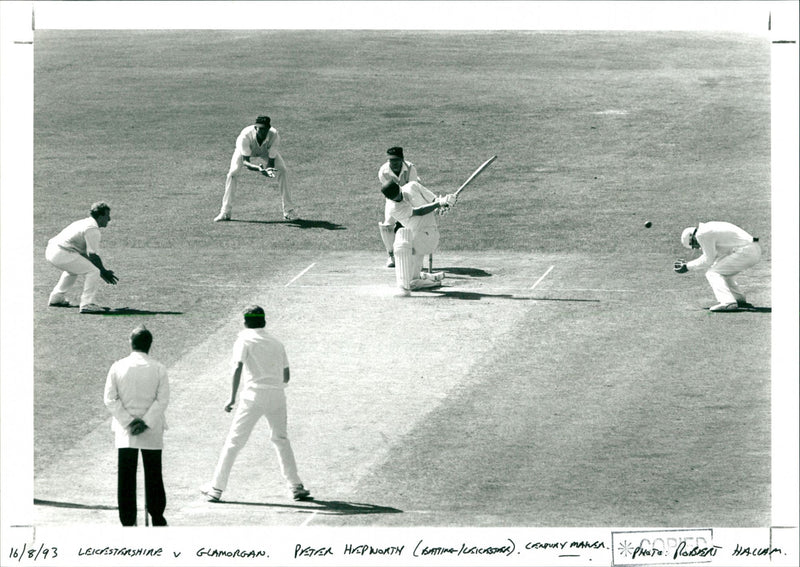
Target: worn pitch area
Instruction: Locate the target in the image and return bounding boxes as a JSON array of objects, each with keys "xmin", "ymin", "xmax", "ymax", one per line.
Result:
[{"xmin": 33, "ymin": 251, "xmax": 770, "ymax": 527}]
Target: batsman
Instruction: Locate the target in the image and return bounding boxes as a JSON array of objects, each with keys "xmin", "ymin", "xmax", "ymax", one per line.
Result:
[{"xmin": 380, "ymin": 179, "xmax": 456, "ymax": 296}]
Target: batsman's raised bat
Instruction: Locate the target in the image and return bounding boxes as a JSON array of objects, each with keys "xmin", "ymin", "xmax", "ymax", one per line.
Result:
[{"xmin": 454, "ymin": 155, "xmax": 497, "ymax": 197}]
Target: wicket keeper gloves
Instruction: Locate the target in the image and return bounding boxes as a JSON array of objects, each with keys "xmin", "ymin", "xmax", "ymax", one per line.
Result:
[
  {"xmin": 260, "ymin": 166, "xmax": 276, "ymax": 178},
  {"xmin": 673, "ymin": 259, "xmax": 688, "ymax": 274}
]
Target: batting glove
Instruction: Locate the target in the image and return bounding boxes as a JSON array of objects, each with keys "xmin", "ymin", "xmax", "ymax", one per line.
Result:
[{"xmin": 673, "ymin": 259, "xmax": 688, "ymax": 274}]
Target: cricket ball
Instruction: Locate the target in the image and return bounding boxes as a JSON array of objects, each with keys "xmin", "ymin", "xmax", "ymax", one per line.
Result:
[{"xmin": 644, "ymin": 221, "xmax": 652, "ymax": 228}]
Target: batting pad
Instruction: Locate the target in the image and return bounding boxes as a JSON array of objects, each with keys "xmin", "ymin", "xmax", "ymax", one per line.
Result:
[
  {"xmin": 379, "ymin": 222, "xmax": 396, "ymax": 254},
  {"xmin": 393, "ymin": 228, "xmax": 417, "ymax": 290}
]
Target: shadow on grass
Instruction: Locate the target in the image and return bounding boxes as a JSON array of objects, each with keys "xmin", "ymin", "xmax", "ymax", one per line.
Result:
[
  {"xmin": 34, "ymin": 498, "xmax": 116, "ymax": 511},
  {"xmin": 230, "ymin": 218, "xmax": 346, "ymax": 231},
  {"xmin": 431, "ymin": 289, "xmax": 601, "ymax": 302},
  {"xmin": 702, "ymin": 306, "xmax": 771, "ymax": 314},
  {"xmin": 438, "ymin": 267, "xmax": 492, "ymax": 278},
  {"xmin": 80, "ymin": 308, "xmax": 184, "ymax": 316},
  {"xmin": 221, "ymin": 499, "xmax": 402, "ymax": 516}
]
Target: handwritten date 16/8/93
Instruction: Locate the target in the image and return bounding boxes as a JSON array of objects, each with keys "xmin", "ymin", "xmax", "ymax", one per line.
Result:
[{"xmin": 8, "ymin": 543, "xmax": 58, "ymax": 561}]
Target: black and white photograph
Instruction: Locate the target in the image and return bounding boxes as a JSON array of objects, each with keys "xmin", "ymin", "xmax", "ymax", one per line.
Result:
[{"xmin": 1, "ymin": 1, "xmax": 798, "ymax": 566}]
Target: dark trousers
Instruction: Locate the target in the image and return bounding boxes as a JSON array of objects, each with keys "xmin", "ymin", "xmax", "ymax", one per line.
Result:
[{"xmin": 117, "ymin": 448, "xmax": 167, "ymax": 526}]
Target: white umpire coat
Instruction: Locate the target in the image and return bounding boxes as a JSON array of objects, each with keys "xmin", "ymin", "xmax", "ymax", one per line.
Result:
[{"xmin": 104, "ymin": 351, "xmax": 169, "ymax": 450}]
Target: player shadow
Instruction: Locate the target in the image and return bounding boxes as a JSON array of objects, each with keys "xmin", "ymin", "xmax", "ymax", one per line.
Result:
[
  {"xmin": 702, "ymin": 306, "xmax": 771, "ymax": 313},
  {"xmin": 430, "ymin": 289, "xmax": 601, "ymax": 302},
  {"xmin": 438, "ymin": 267, "xmax": 492, "ymax": 278},
  {"xmin": 287, "ymin": 219, "xmax": 346, "ymax": 231},
  {"xmin": 222, "ymin": 499, "xmax": 402, "ymax": 516},
  {"xmin": 34, "ymin": 498, "xmax": 117, "ymax": 511},
  {"xmin": 78, "ymin": 307, "xmax": 184, "ymax": 316},
  {"xmin": 230, "ymin": 219, "xmax": 346, "ymax": 230}
]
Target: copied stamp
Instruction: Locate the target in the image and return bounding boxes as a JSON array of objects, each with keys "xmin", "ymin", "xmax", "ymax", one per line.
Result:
[{"xmin": 612, "ymin": 529, "xmax": 717, "ymax": 565}]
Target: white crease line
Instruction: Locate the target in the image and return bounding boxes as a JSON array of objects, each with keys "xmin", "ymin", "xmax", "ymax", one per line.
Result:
[
  {"xmin": 555, "ymin": 288, "xmax": 638, "ymax": 293},
  {"xmin": 300, "ymin": 511, "xmax": 318, "ymax": 527},
  {"xmin": 531, "ymin": 265, "xmax": 555, "ymax": 290},
  {"xmin": 286, "ymin": 263, "xmax": 317, "ymax": 287}
]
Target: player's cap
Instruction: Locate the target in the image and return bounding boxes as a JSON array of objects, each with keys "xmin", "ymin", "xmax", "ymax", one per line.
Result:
[
  {"xmin": 381, "ymin": 181, "xmax": 401, "ymax": 200},
  {"xmin": 386, "ymin": 146, "xmax": 404, "ymax": 159},
  {"xmin": 681, "ymin": 227, "xmax": 697, "ymax": 249},
  {"xmin": 255, "ymin": 116, "xmax": 270, "ymax": 127}
]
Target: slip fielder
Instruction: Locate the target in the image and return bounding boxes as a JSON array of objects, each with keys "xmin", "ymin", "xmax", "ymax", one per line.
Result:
[
  {"xmin": 214, "ymin": 115, "xmax": 298, "ymax": 222},
  {"xmin": 381, "ymin": 180, "xmax": 456, "ymax": 296}
]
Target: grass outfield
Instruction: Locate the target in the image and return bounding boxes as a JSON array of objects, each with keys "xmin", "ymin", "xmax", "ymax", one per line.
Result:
[{"xmin": 33, "ymin": 31, "xmax": 770, "ymax": 527}]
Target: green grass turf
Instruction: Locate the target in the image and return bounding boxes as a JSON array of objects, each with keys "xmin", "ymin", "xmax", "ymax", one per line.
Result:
[{"xmin": 33, "ymin": 31, "xmax": 771, "ymax": 525}]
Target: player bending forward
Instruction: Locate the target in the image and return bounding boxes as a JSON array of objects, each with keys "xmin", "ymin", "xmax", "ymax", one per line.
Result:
[
  {"xmin": 378, "ymin": 146, "xmax": 421, "ymax": 267},
  {"xmin": 381, "ymin": 180, "xmax": 456, "ymax": 296},
  {"xmin": 673, "ymin": 221, "xmax": 761, "ymax": 312}
]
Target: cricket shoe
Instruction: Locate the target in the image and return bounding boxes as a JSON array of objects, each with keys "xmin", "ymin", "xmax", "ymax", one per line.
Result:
[
  {"xmin": 386, "ymin": 253, "xmax": 395, "ymax": 268},
  {"xmin": 410, "ymin": 278, "xmax": 442, "ymax": 291},
  {"xmin": 213, "ymin": 213, "xmax": 230, "ymax": 222},
  {"xmin": 291, "ymin": 484, "xmax": 312, "ymax": 501},
  {"xmin": 283, "ymin": 209, "xmax": 299, "ymax": 221},
  {"xmin": 737, "ymin": 300, "xmax": 755, "ymax": 310},
  {"xmin": 49, "ymin": 299, "xmax": 77, "ymax": 308},
  {"xmin": 420, "ymin": 271, "xmax": 445, "ymax": 282},
  {"xmin": 709, "ymin": 302, "xmax": 739, "ymax": 312},
  {"xmin": 200, "ymin": 484, "xmax": 222, "ymax": 502},
  {"xmin": 79, "ymin": 303, "xmax": 110, "ymax": 314}
]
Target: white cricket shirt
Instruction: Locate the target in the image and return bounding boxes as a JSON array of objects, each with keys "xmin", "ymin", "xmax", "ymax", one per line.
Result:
[
  {"xmin": 231, "ymin": 328, "xmax": 289, "ymax": 390},
  {"xmin": 48, "ymin": 217, "xmax": 101, "ymax": 256},
  {"xmin": 378, "ymin": 160, "xmax": 419, "ymax": 186},
  {"xmin": 386, "ymin": 181, "xmax": 438, "ymax": 235},
  {"xmin": 236, "ymin": 125, "xmax": 280, "ymax": 159},
  {"xmin": 687, "ymin": 221, "xmax": 757, "ymax": 270}
]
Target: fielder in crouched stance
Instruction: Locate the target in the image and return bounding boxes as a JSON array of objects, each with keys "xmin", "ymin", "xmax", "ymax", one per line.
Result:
[
  {"xmin": 674, "ymin": 221, "xmax": 761, "ymax": 312},
  {"xmin": 201, "ymin": 305, "xmax": 311, "ymax": 502},
  {"xmin": 381, "ymin": 180, "xmax": 456, "ymax": 296}
]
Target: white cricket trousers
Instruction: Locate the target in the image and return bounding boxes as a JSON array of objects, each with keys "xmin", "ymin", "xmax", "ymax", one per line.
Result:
[
  {"xmin": 220, "ymin": 152, "xmax": 294, "ymax": 217},
  {"xmin": 210, "ymin": 388, "xmax": 302, "ymax": 491},
  {"xmin": 705, "ymin": 242, "xmax": 762, "ymax": 304},
  {"xmin": 45, "ymin": 243, "xmax": 101, "ymax": 307}
]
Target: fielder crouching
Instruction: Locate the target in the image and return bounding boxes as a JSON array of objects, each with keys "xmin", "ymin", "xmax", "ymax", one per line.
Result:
[
  {"xmin": 673, "ymin": 221, "xmax": 762, "ymax": 312},
  {"xmin": 381, "ymin": 180, "xmax": 456, "ymax": 296}
]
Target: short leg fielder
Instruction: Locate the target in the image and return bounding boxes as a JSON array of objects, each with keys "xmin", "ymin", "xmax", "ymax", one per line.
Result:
[
  {"xmin": 705, "ymin": 243, "xmax": 761, "ymax": 305},
  {"xmin": 45, "ymin": 243, "xmax": 102, "ymax": 307},
  {"xmin": 393, "ymin": 227, "xmax": 442, "ymax": 293},
  {"xmin": 219, "ymin": 152, "xmax": 295, "ymax": 218},
  {"xmin": 210, "ymin": 390, "xmax": 302, "ymax": 492}
]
